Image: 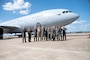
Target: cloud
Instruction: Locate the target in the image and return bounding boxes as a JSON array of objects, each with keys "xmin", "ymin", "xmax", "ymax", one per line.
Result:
[
  {"xmin": 80, "ymin": 24, "xmax": 90, "ymax": 31},
  {"xmin": 2, "ymin": 0, "xmax": 32, "ymax": 15},
  {"xmin": 19, "ymin": 9, "xmax": 30, "ymax": 15},
  {"xmin": 72, "ymin": 20, "xmax": 86, "ymax": 24},
  {"xmin": 66, "ymin": 20, "xmax": 90, "ymax": 32}
]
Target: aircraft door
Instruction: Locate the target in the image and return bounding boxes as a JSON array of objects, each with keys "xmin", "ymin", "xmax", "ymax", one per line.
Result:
[{"xmin": 36, "ymin": 22, "xmax": 41, "ymax": 28}]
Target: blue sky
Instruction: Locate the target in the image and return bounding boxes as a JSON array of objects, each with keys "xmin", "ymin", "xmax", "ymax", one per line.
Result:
[{"xmin": 0, "ymin": 0, "xmax": 90, "ymax": 32}]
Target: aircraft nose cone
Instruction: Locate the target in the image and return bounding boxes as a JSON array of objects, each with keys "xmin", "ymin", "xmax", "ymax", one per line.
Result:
[{"xmin": 72, "ymin": 13, "xmax": 79, "ymax": 20}]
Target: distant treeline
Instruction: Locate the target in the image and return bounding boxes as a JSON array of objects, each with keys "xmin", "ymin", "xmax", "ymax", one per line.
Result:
[{"xmin": 67, "ymin": 31, "xmax": 90, "ymax": 34}]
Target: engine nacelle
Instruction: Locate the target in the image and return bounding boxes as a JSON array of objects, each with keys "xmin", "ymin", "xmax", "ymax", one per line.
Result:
[{"xmin": 0, "ymin": 27, "xmax": 4, "ymax": 39}]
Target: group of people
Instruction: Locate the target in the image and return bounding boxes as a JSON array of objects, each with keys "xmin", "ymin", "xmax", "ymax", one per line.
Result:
[
  {"xmin": 22, "ymin": 27, "xmax": 32, "ymax": 43},
  {"xmin": 22, "ymin": 25, "xmax": 67, "ymax": 43}
]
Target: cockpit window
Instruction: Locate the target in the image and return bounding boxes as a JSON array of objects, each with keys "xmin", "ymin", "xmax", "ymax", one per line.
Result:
[
  {"xmin": 62, "ymin": 11, "xmax": 72, "ymax": 13},
  {"xmin": 69, "ymin": 11, "xmax": 72, "ymax": 12},
  {"xmin": 66, "ymin": 11, "xmax": 68, "ymax": 13},
  {"xmin": 62, "ymin": 11, "xmax": 65, "ymax": 13},
  {"xmin": 58, "ymin": 11, "xmax": 72, "ymax": 16}
]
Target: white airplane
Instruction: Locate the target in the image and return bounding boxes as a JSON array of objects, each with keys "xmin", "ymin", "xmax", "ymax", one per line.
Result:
[{"xmin": 0, "ymin": 9, "xmax": 79, "ymax": 39}]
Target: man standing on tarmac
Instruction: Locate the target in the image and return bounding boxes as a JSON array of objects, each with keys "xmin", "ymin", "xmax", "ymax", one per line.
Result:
[
  {"xmin": 22, "ymin": 27, "xmax": 27, "ymax": 43},
  {"xmin": 55, "ymin": 26, "xmax": 59, "ymax": 41},
  {"xmin": 34, "ymin": 26, "xmax": 37, "ymax": 42},
  {"xmin": 27, "ymin": 28, "xmax": 32, "ymax": 42},
  {"xmin": 62, "ymin": 26, "xmax": 67, "ymax": 40},
  {"xmin": 58, "ymin": 26, "xmax": 62, "ymax": 40}
]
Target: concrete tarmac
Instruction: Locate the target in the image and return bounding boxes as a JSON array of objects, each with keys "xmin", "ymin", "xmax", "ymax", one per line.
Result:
[{"xmin": 0, "ymin": 33, "xmax": 90, "ymax": 60}]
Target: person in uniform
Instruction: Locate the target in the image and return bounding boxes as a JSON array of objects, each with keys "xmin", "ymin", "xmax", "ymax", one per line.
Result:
[
  {"xmin": 37, "ymin": 27, "xmax": 41, "ymax": 41},
  {"xmin": 27, "ymin": 28, "xmax": 32, "ymax": 42},
  {"xmin": 55, "ymin": 26, "xmax": 59, "ymax": 41},
  {"xmin": 41, "ymin": 26, "xmax": 44, "ymax": 40},
  {"xmin": 22, "ymin": 27, "xmax": 26, "ymax": 43},
  {"xmin": 45, "ymin": 27, "xmax": 48, "ymax": 41},
  {"xmin": 34, "ymin": 27, "xmax": 37, "ymax": 42},
  {"xmin": 48, "ymin": 27, "xmax": 51, "ymax": 40},
  {"xmin": 43, "ymin": 27, "xmax": 46, "ymax": 40},
  {"xmin": 52, "ymin": 27, "xmax": 56, "ymax": 41},
  {"xmin": 58, "ymin": 26, "xmax": 62, "ymax": 41},
  {"xmin": 62, "ymin": 26, "xmax": 67, "ymax": 40}
]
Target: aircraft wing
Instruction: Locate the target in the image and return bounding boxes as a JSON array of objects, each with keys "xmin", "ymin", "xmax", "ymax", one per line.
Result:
[{"xmin": 0, "ymin": 25, "xmax": 21, "ymax": 33}]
